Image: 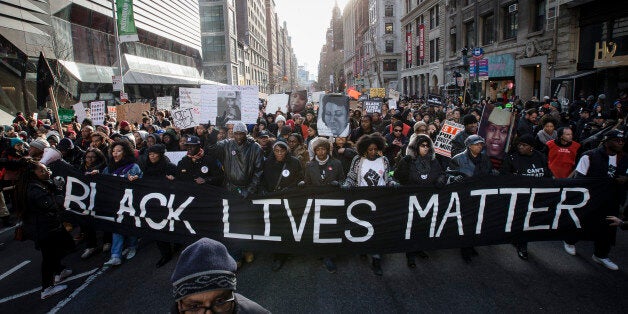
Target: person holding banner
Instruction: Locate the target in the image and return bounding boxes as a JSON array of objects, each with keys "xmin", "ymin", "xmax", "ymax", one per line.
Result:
[
  {"xmin": 394, "ymin": 134, "xmax": 446, "ymax": 267},
  {"xmin": 103, "ymin": 140, "xmax": 143, "ymax": 267},
  {"xmin": 177, "ymin": 136, "xmax": 223, "ymax": 186},
  {"xmin": 343, "ymin": 134, "xmax": 398, "ymax": 276}
]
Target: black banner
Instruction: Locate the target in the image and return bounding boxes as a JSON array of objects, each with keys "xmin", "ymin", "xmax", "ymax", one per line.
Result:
[{"xmin": 52, "ymin": 162, "xmax": 618, "ymax": 255}]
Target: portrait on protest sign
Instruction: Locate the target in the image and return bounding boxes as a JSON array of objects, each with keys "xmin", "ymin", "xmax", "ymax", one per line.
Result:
[
  {"xmin": 217, "ymin": 91, "xmax": 241, "ymax": 124},
  {"xmin": 318, "ymin": 94, "xmax": 350, "ymax": 137},
  {"xmin": 478, "ymin": 104, "xmax": 516, "ymax": 160},
  {"xmin": 289, "ymin": 90, "xmax": 307, "ymax": 114}
]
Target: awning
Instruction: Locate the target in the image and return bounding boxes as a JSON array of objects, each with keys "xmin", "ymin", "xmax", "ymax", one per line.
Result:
[
  {"xmin": 58, "ymin": 60, "xmax": 114, "ymax": 84},
  {"xmin": 123, "ymin": 54, "xmax": 203, "ymax": 85},
  {"xmin": 123, "ymin": 71, "xmax": 201, "ymax": 85},
  {"xmin": 551, "ymin": 70, "xmax": 597, "ymax": 80}
]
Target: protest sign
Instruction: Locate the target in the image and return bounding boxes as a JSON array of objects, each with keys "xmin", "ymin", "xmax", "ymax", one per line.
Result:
[
  {"xmin": 317, "ymin": 94, "xmax": 350, "ymax": 137},
  {"xmin": 171, "ymin": 106, "xmax": 201, "ymax": 129},
  {"xmin": 90, "ymin": 101, "xmax": 106, "ymax": 125},
  {"xmin": 58, "ymin": 108, "xmax": 75, "ymax": 123},
  {"xmin": 388, "ymin": 99, "xmax": 398, "ymax": 110},
  {"xmin": 369, "ymin": 88, "xmax": 385, "ymax": 98},
  {"xmin": 116, "ymin": 102, "xmax": 150, "ymax": 123},
  {"xmin": 388, "ymin": 89, "xmax": 400, "ymax": 101},
  {"xmin": 164, "ymin": 151, "xmax": 187, "ymax": 166},
  {"xmin": 107, "ymin": 106, "xmax": 117, "ymax": 120},
  {"xmin": 364, "ymin": 100, "xmax": 383, "ymax": 114},
  {"xmin": 434, "ymin": 120, "xmax": 464, "ymax": 157},
  {"xmin": 478, "ymin": 104, "xmax": 516, "ymax": 160},
  {"xmin": 267, "ymin": 94, "xmax": 290, "ymax": 114},
  {"xmin": 201, "ymin": 85, "xmax": 259, "ymax": 126},
  {"xmin": 53, "ymin": 161, "xmax": 617, "ymax": 255},
  {"xmin": 179, "ymin": 88, "xmax": 201, "ymax": 109},
  {"xmin": 311, "ymin": 91, "xmax": 326, "ymax": 104},
  {"xmin": 73, "ymin": 102, "xmax": 87, "ymax": 124},
  {"xmin": 157, "ymin": 96, "xmax": 173, "ymax": 111}
]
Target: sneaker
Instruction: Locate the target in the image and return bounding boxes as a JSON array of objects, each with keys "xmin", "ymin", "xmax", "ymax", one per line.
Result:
[
  {"xmin": 81, "ymin": 248, "xmax": 97, "ymax": 259},
  {"xmin": 125, "ymin": 248, "xmax": 136, "ymax": 260},
  {"xmin": 563, "ymin": 242, "xmax": 576, "ymax": 256},
  {"xmin": 103, "ymin": 257, "xmax": 121, "ymax": 267},
  {"xmin": 41, "ymin": 285, "xmax": 67, "ymax": 300},
  {"xmin": 323, "ymin": 258, "xmax": 337, "ymax": 273},
  {"xmin": 592, "ymin": 255, "xmax": 619, "ymax": 271},
  {"xmin": 102, "ymin": 243, "xmax": 111, "ymax": 252},
  {"xmin": 54, "ymin": 268, "xmax": 72, "ymax": 284},
  {"xmin": 372, "ymin": 259, "xmax": 383, "ymax": 276},
  {"xmin": 121, "ymin": 248, "xmax": 130, "ymax": 257}
]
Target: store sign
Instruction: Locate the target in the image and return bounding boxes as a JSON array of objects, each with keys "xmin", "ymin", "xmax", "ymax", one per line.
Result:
[
  {"xmin": 594, "ymin": 41, "xmax": 628, "ymax": 68},
  {"xmin": 406, "ymin": 32, "xmax": 412, "ymax": 66},
  {"xmin": 112, "ymin": 75, "xmax": 122, "ymax": 91},
  {"xmin": 487, "ymin": 54, "xmax": 515, "ymax": 78},
  {"xmin": 418, "ymin": 24, "xmax": 425, "ymax": 60}
]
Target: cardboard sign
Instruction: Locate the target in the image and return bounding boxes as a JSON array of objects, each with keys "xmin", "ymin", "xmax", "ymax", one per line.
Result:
[
  {"xmin": 369, "ymin": 88, "xmax": 385, "ymax": 98},
  {"xmin": 90, "ymin": 101, "xmax": 106, "ymax": 125},
  {"xmin": 364, "ymin": 100, "xmax": 383, "ymax": 114},
  {"xmin": 157, "ymin": 96, "xmax": 173, "ymax": 111},
  {"xmin": 171, "ymin": 107, "xmax": 201, "ymax": 129},
  {"xmin": 116, "ymin": 102, "xmax": 150, "ymax": 123},
  {"xmin": 107, "ymin": 106, "xmax": 117, "ymax": 120},
  {"xmin": 433, "ymin": 120, "xmax": 464, "ymax": 158}
]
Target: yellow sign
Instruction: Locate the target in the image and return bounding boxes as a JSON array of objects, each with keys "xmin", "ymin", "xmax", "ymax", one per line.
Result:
[
  {"xmin": 369, "ymin": 88, "xmax": 385, "ymax": 98},
  {"xmin": 594, "ymin": 41, "xmax": 628, "ymax": 68}
]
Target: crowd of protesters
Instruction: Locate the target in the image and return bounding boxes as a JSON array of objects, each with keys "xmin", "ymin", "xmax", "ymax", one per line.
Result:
[{"xmin": 0, "ymin": 90, "xmax": 627, "ymax": 300}]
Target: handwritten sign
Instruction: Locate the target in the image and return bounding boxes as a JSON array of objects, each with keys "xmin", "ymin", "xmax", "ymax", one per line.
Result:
[
  {"xmin": 90, "ymin": 101, "xmax": 106, "ymax": 125},
  {"xmin": 107, "ymin": 106, "xmax": 117, "ymax": 120},
  {"xmin": 179, "ymin": 88, "xmax": 201, "ymax": 109},
  {"xmin": 73, "ymin": 102, "xmax": 87, "ymax": 124},
  {"xmin": 364, "ymin": 100, "xmax": 383, "ymax": 114},
  {"xmin": 171, "ymin": 107, "xmax": 201, "ymax": 129},
  {"xmin": 157, "ymin": 96, "xmax": 173, "ymax": 111},
  {"xmin": 388, "ymin": 89, "xmax": 400, "ymax": 101},
  {"xmin": 433, "ymin": 120, "xmax": 464, "ymax": 158},
  {"xmin": 201, "ymin": 85, "xmax": 259, "ymax": 125},
  {"xmin": 369, "ymin": 88, "xmax": 385, "ymax": 98},
  {"xmin": 116, "ymin": 102, "xmax": 150, "ymax": 123}
]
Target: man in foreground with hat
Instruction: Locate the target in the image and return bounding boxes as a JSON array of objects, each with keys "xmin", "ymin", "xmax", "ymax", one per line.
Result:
[
  {"xmin": 563, "ymin": 129, "xmax": 628, "ymax": 270},
  {"xmin": 450, "ymin": 114, "xmax": 479, "ymax": 157},
  {"xmin": 171, "ymin": 238, "xmax": 269, "ymax": 313},
  {"xmin": 176, "ymin": 135, "xmax": 223, "ymax": 186}
]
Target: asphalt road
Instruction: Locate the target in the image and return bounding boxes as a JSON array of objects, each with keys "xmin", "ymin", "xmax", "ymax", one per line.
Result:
[{"xmin": 1, "ymin": 225, "xmax": 627, "ymax": 313}]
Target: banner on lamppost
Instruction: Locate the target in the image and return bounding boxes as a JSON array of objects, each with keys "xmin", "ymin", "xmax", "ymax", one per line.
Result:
[
  {"xmin": 116, "ymin": 0, "xmax": 139, "ymax": 43},
  {"xmin": 418, "ymin": 24, "xmax": 425, "ymax": 60},
  {"xmin": 406, "ymin": 32, "xmax": 412, "ymax": 67}
]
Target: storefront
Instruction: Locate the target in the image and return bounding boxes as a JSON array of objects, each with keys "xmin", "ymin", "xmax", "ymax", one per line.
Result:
[{"xmin": 486, "ymin": 54, "xmax": 516, "ymax": 101}]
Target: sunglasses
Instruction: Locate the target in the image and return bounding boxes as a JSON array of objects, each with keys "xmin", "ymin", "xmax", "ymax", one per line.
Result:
[{"xmin": 394, "ymin": 129, "xmax": 402, "ymax": 132}]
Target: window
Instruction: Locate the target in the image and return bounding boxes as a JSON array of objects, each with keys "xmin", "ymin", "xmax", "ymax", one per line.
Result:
[
  {"xmin": 385, "ymin": 40, "xmax": 394, "ymax": 53},
  {"xmin": 503, "ymin": 6, "xmax": 518, "ymax": 40},
  {"xmin": 450, "ymin": 28, "xmax": 457, "ymax": 56},
  {"xmin": 429, "ymin": 38, "xmax": 440, "ymax": 62},
  {"xmin": 429, "ymin": 5, "xmax": 439, "ymax": 30},
  {"xmin": 200, "ymin": 5, "xmax": 224, "ymax": 32},
  {"xmin": 202, "ymin": 35, "xmax": 226, "ymax": 62},
  {"xmin": 465, "ymin": 21, "xmax": 475, "ymax": 48},
  {"xmin": 385, "ymin": 5, "xmax": 393, "ymax": 17},
  {"xmin": 416, "ymin": 46, "xmax": 424, "ymax": 66},
  {"xmin": 383, "ymin": 59, "xmax": 397, "ymax": 71},
  {"xmin": 482, "ymin": 14, "xmax": 494, "ymax": 45},
  {"xmin": 385, "ymin": 23, "xmax": 393, "ymax": 34},
  {"xmin": 533, "ymin": 0, "xmax": 546, "ymax": 32}
]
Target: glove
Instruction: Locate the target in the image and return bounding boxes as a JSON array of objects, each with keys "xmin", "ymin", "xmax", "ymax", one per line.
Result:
[
  {"xmin": 330, "ymin": 180, "xmax": 340, "ymax": 187},
  {"xmin": 388, "ymin": 181, "xmax": 400, "ymax": 187},
  {"xmin": 297, "ymin": 181, "xmax": 305, "ymax": 187},
  {"xmin": 53, "ymin": 176, "xmax": 66, "ymax": 190}
]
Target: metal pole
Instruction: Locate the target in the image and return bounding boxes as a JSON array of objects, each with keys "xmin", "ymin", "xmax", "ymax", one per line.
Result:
[{"xmin": 111, "ymin": 0, "xmax": 125, "ymax": 94}]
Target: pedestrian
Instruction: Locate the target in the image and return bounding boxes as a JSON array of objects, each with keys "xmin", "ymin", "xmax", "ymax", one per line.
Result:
[
  {"xmin": 15, "ymin": 160, "xmax": 74, "ymax": 299},
  {"xmin": 78, "ymin": 147, "xmax": 110, "ymax": 259},
  {"xmin": 103, "ymin": 140, "xmax": 143, "ymax": 266},
  {"xmin": 170, "ymin": 238, "xmax": 269, "ymax": 313},
  {"xmin": 547, "ymin": 127, "xmax": 581, "ymax": 178},
  {"xmin": 450, "ymin": 114, "xmax": 478, "ymax": 157}
]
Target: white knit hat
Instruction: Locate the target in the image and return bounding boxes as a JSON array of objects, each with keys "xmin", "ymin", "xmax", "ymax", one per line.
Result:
[{"xmin": 232, "ymin": 121, "xmax": 248, "ymax": 134}]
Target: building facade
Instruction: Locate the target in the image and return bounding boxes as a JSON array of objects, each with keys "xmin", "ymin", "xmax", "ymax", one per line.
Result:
[
  {"xmin": 236, "ymin": 0, "xmax": 269, "ymax": 93},
  {"xmin": 200, "ymin": 0, "xmax": 239, "ymax": 85},
  {"xmin": 365, "ymin": 0, "xmax": 403, "ymax": 89},
  {"xmin": 400, "ymin": 0, "xmax": 444, "ymax": 98}
]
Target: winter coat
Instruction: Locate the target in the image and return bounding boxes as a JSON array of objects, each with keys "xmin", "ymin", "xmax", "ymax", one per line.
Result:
[
  {"xmin": 450, "ymin": 130, "xmax": 473, "ymax": 157},
  {"xmin": 176, "ymin": 153, "xmax": 223, "ymax": 186},
  {"xmin": 142, "ymin": 155, "xmax": 177, "ymax": 179},
  {"xmin": 260, "ymin": 155, "xmax": 303, "ymax": 194},
  {"xmin": 331, "ymin": 145, "xmax": 357, "ymax": 176},
  {"xmin": 547, "ymin": 139, "xmax": 581, "ymax": 178},
  {"xmin": 343, "ymin": 155, "xmax": 394, "ymax": 187},
  {"xmin": 500, "ymin": 150, "xmax": 553, "ymax": 177},
  {"xmin": 291, "ymin": 144, "xmax": 310, "ymax": 170},
  {"xmin": 394, "ymin": 134, "xmax": 445, "ymax": 187},
  {"xmin": 303, "ymin": 157, "xmax": 345, "ymax": 186},
  {"xmin": 212, "ymin": 137, "xmax": 264, "ymax": 195},
  {"xmin": 448, "ymin": 150, "xmax": 493, "ymax": 178},
  {"xmin": 22, "ymin": 180, "xmax": 66, "ymax": 244}
]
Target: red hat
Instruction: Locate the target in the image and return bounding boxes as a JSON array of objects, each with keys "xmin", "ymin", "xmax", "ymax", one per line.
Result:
[
  {"xmin": 37, "ymin": 120, "xmax": 44, "ymax": 127},
  {"xmin": 119, "ymin": 120, "xmax": 130, "ymax": 128}
]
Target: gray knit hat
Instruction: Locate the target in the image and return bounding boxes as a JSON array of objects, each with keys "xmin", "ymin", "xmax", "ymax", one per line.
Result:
[
  {"xmin": 232, "ymin": 121, "xmax": 248, "ymax": 134},
  {"xmin": 29, "ymin": 138, "xmax": 50, "ymax": 150},
  {"xmin": 171, "ymin": 238, "xmax": 237, "ymax": 301}
]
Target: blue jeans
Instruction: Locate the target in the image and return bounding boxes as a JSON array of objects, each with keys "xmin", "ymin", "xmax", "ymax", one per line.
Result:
[{"xmin": 111, "ymin": 233, "xmax": 137, "ymax": 258}]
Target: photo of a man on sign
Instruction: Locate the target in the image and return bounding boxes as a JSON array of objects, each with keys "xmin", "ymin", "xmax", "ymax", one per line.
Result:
[
  {"xmin": 478, "ymin": 104, "xmax": 515, "ymax": 160},
  {"xmin": 318, "ymin": 94, "xmax": 350, "ymax": 137},
  {"xmin": 218, "ymin": 91, "xmax": 241, "ymax": 123}
]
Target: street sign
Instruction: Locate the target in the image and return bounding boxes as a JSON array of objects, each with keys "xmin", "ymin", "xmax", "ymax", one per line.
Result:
[
  {"xmin": 112, "ymin": 75, "xmax": 122, "ymax": 91},
  {"xmin": 478, "ymin": 58, "xmax": 489, "ymax": 80},
  {"xmin": 472, "ymin": 47, "xmax": 484, "ymax": 59}
]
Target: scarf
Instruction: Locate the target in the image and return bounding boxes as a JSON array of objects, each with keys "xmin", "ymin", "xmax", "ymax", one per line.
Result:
[
  {"xmin": 315, "ymin": 155, "xmax": 329, "ymax": 165},
  {"xmin": 187, "ymin": 148, "xmax": 204, "ymax": 163}
]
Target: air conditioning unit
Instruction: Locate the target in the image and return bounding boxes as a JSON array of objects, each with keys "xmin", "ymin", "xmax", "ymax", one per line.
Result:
[{"xmin": 509, "ymin": 4, "xmax": 518, "ymax": 13}]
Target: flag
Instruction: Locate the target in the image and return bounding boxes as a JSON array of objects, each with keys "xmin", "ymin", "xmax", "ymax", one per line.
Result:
[
  {"xmin": 36, "ymin": 52, "xmax": 55, "ymax": 110},
  {"xmin": 116, "ymin": 0, "xmax": 139, "ymax": 43}
]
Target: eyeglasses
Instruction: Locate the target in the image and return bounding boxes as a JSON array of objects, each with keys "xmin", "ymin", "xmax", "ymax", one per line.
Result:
[{"xmin": 180, "ymin": 293, "xmax": 235, "ymax": 314}]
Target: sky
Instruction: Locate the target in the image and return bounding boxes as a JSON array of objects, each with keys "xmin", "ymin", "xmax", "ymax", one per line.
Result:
[{"xmin": 274, "ymin": 0, "xmax": 349, "ymax": 80}]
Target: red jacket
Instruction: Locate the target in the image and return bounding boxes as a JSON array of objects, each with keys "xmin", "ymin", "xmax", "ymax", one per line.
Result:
[{"xmin": 547, "ymin": 140, "xmax": 580, "ymax": 178}]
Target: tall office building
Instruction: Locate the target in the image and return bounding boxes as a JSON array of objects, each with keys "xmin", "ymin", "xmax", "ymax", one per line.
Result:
[
  {"xmin": 200, "ymin": 0, "xmax": 239, "ymax": 85},
  {"xmin": 236, "ymin": 0, "xmax": 269, "ymax": 93},
  {"xmin": 0, "ymin": 0, "xmax": 207, "ymax": 115}
]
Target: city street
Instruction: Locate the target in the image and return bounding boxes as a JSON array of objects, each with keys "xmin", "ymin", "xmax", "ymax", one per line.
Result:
[{"xmin": 1, "ymin": 224, "xmax": 627, "ymax": 313}]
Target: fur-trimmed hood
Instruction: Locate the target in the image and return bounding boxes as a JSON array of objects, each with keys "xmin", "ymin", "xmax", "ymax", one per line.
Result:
[{"xmin": 405, "ymin": 134, "xmax": 435, "ymax": 160}]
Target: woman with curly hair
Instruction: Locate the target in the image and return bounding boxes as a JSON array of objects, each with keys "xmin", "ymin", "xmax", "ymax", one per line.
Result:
[
  {"xmin": 342, "ymin": 133, "xmax": 398, "ymax": 276},
  {"xmin": 102, "ymin": 139, "xmax": 143, "ymax": 266}
]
